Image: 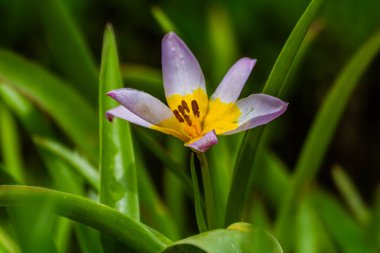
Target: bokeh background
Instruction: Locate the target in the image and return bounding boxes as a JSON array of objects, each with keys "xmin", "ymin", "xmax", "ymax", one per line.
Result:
[
  {"xmin": 0, "ymin": 0, "xmax": 379, "ymax": 252},
  {"xmin": 1, "ymin": 0, "xmax": 379, "ymax": 204}
]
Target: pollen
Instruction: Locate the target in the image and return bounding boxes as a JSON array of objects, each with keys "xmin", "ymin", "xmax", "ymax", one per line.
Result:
[{"xmin": 172, "ymin": 99, "xmax": 202, "ymax": 138}]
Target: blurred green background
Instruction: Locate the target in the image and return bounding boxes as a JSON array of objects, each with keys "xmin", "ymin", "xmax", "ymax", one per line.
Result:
[
  {"xmin": 1, "ymin": 0, "xmax": 379, "ymax": 202},
  {"xmin": 0, "ymin": 0, "xmax": 380, "ymax": 252}
]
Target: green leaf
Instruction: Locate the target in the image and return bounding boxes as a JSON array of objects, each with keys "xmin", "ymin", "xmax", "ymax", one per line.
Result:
[
  {"xmin": 161, "ymin": 223, "xmax": 282, "ymax": 253},
  {"xmin": 225, "ymin": 0, "xmax": 324, "ymax": 226},
  {"xmin": 332, "ymin": 165, "xmax": 370, "ymax": 225},
  {"xmin": 0, "ymin": 51, "xmax": 98, "ymax": 161},
  {"xmin": 207, "ymin": 4, "xmax": 238, "ymax": 86},
  {"xmin": 0, "ymin": 185, "xmax": 168, "ymax": 253},
  {"xmin": 34, "ymin": 137, "xmax": 100, "ymax": 192},
  {"xmin": 275, "ymin": 29, "xmax": 380, "ymax": 243},
  {"xmin": 312, "ymin": 190, "xmax": 371, "ymax": 253},
  {"xmin": 0, "ymin": 103, "xmax": 24, "ymax": 183},
  {"xmin": 0, "ymin": 225, "xmax": 21, "ymax": 253},
  {"xmin": 36, "ymin": 0, "xmax": 98, "ymax": 105},
  {"xmin": 137, "ymin": 151, "xmax": 180, "ymax": 241},
  {"xmin": 99, "ymin": 25, "xmax": 139, "ymax": 219},
  {"xmin": 151, "ymin": 6, "xmax": 178, "ymax": 34}
]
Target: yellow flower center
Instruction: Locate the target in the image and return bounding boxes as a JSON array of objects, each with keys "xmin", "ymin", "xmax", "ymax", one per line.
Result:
[{"xmin": 153, "ymin": 88, "xmax": 241, "ymax": 143}]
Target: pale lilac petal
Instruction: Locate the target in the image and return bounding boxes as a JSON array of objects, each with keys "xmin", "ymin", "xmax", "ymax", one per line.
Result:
[
  {"xmin": 162, "ymin": 32, "xmax": 206, "ymax": 97},
  {"xmin": 185, "ymin": 130, "xmax": 218, "ymax": 152},
  {"xmin": 224, "ymin": 94, "xmax": 288, "ymax": 135},
  {"xmin": 211, "ymin": 58, "xmax": 257, "ymax": 103},
  {"xmin": 106, "ymin": 105, "xmax": 152, "ymax": 128},
  {"xmin": 107, "ymin": 88, "xmax": 173, "ymax": 125}
]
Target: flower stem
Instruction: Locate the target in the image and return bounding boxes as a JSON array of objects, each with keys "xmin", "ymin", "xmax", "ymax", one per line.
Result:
[{"xmin": 196, "ymin": 151, "xmax": 215, "ymax": 229}]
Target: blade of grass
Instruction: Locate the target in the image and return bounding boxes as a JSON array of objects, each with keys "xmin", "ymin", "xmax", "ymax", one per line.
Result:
[
  {"xmin": 151, "ymin": 6, "xmax": 178, "ymax": 33},
  {"xmin": 0, "ymin": 52, "xmax": 98, "ymax": 161},
  {"xmin": 164, "ymin": 138, "xmax": 187, "ymax": 238},
  {"xmin": 34, "ymin": 137, "xmax": 100, "ymax": 191},
  {"xmin": 137, "ymin": 151, "xmax": 180, "ymax": 241},
  {"xmin": 332, "ymin": 165, "xmax": 370, "ymax": 225},
  {"xmin": 275, "ymin": 29, "xmax": 380, "ymax": 243},
  {"xmin": 136, "ymin": 129, "xmax": 193, "ymax": 198},
  {"xmin": 207, "ymin": 4, "xmax": 238, "ymax": 86},
  {"xmin": 36, "ymin": 0, "xmax": 98, "ymax": 104},
  {"xmin": 0, "ymin": 185, "xmax": 168, "ymax": 253},
  {"xmin": 190, "ymin": 153, "xmax": 208, "ymax": 233},
  {"xmin": 99, "ymin": 25, "xmax": 139, "ymax": 219},
  {"xmin": 0, "ymin": 226, "xmax": 21, "ymax": 253},
  {"xmin": 312, "ymin": 190, "xmax": 371, "ymax": 253},
  {"xmin": 0, "ymin": 103, "xmax": 24, "ymax": 183},
  {"xmin": 225, "ymin": 0, "xmax": 324, "ymax": 226},
  {"xmin": 121, "ymin": 64, "xmax": 163, "ymax": 100}
]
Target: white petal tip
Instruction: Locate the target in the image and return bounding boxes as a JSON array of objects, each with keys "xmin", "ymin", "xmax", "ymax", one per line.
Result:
[{"xmin": 185, "ymin": 130, "xmax": 218, "ymax": 152}]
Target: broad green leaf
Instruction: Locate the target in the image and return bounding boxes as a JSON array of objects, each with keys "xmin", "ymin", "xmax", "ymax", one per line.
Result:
[
  {"xmin": 275, "ymin": 29, "xmax": 380, "ymax": 243},
  {"xmin": 0, "ymin": 185, "xmax": 168, "ymax": 253},
  {"xmin": 225, "ymin": 0, "xmax": 324, "ymax": 226},
  {"xmin": 36, "ymin": 0, "xmax": 98, "ymax": 105},
  {"xmin": 99, "ymin": 25, "xmax": 139, "ymax": 219},
  {"xmin": 34, "ymin": 137, "xmax": 100, "ymax": 191},
  {"xmin": 161, "ymin": 223, "xmax": 282, "ymax": 253},
  {"xmin": 0, "ymin": 51, "xmax": 98, "ymax": 161},
  {"xmin": 332, "ymin": 165, "xmax": 370, "ymax": 225}
]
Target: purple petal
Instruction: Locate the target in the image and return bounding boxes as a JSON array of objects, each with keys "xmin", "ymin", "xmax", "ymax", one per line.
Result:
[
  {"xmin": 211, "ymin": 58, "xmax": 256, "ymax": 103},
  {"xmin": 107, "ymin": 88, "xmax": 173, "ymax": 125},
  {"xmin": 162, "ymin": 32, "xmax": 206, "ymax": 97},
  {"xmin": 224, "ymin": 94, "xmax": 288, "ymax": 135},
  {"xmin": 106, "ymin": 105, "xmax": 152, "ymax": 128},
  {"xmin": 185, "ymin": 130, "xmax": 218, "ymax": 152}
]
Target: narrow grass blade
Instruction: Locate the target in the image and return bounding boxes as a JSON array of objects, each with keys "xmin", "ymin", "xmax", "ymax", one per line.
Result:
[
  {"xmin": 137, "ymin": 154, "xmax": 180, "ymax": 241},
  {"xmin": 275, "ymin": 30, "xmax": 380, "ymax": 242},
  {"xmin": 36, "ymin": 0, "xmax": 98, "ymax": 105},
  {"xmin": 164, "ymin": 138, "xmax": 187, "ymax": 238},
  {"xmin": 190, "ymin": 153, "xmax": 208, "ymax": 233},
  {"xmin": 0, "ymin": 225, "xmax": 21, "ymax": 253},
  {"xmin": 207, "ymin": 4, "xmax": 238, "ymax": 86},
  {"xmin": 295, "ymin": 199, "xmax": 319, "ymax": 253},
  {"xmin": 99, "ymin": 25, "xmax": 139, "ymax": 219},
  {"xmin": 0, "ymin": 52, "xmax": 98, "ymax": 161},
  {"xmin": 0, "ymin": 185, "xmax": 168, "ymax": 253},
  {"xmin": 312, "ymin": 190, "xmax": 371, "ymax": 253},
  {"xmin": 121, "ymin": 64, "xmax": 163, "ymax": 99},
  {"xmin": 136, "ymin": 129, "xmax": 193, "ymax": 198},
  {"xmin": 332, "ymin": 165, "xmax": 370, "ymax": 225},
  {"xmin": 34, "ymin": 137, "xmax": 100, "ymax": 191},
  {"xmin": 0, "ymin": 103, "xmax": 24, "ymax": 183},
  {"xmin": 151, "ymin": 6, "xmax": 178, "ymax": 33},
  {"xmin": 225, "ymin": 0, "xmax": 324, "ymax": 226}
]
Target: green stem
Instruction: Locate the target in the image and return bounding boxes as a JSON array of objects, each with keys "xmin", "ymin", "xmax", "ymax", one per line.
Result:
[{"xmin": 196, "ymin": 152, "xmax": 215, "ymax": 229}]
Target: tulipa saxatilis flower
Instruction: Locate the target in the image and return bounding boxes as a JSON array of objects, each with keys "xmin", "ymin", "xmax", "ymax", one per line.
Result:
[{"xmin": 107, "ymin": 32, "xmax": 288, "ymax": 152}]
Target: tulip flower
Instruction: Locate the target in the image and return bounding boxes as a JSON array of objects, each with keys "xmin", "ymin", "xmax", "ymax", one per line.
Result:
[{"xmin": 107, "ymin": 32, "xmax": 288, "ymax": 152}]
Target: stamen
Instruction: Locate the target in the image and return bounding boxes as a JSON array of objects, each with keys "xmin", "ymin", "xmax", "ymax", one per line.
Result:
[
  {"xmin": 178, "ymin": 105, "xmax": 185, "ymax": 116},
  {"xmin": 173, "ymin": 110, "xmax": 184, "ymax": 122},
  {"xmin": 191, "ymin": 100, "xmax": 200, "ymax": 118},
  {"xmin": 182, "ymin": 100, "xmax": 190, "ymax": 113},
  {"xmin": 183, "ymin": 115, "xmax": 192, "ymax": 126}
]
